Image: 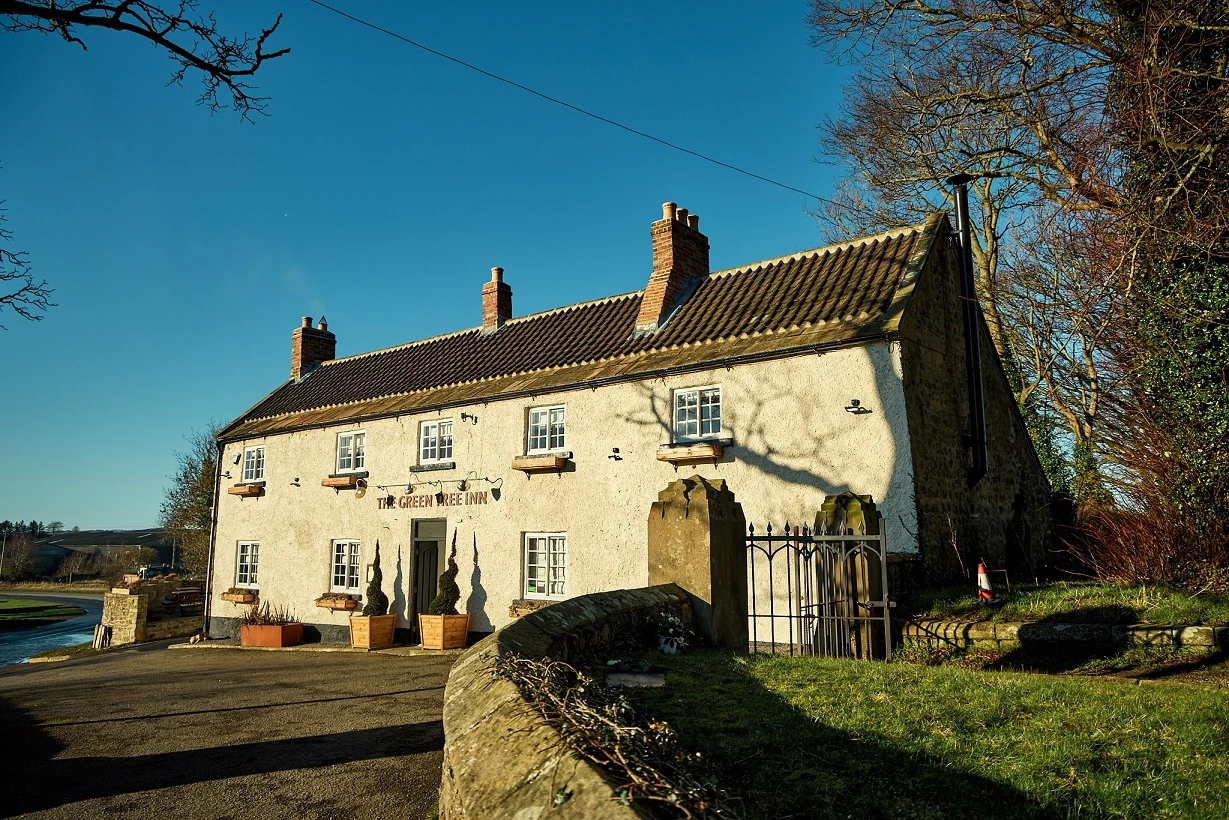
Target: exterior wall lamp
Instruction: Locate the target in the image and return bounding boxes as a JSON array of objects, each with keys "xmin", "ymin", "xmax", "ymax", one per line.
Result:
[{"xmin": 845, "ymin": 399, "xmax": 872, "ymax": 415}]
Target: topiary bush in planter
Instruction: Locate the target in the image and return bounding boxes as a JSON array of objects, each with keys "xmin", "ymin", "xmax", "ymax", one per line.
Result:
[
  {"xmin": 420, "ymin": 530, "xmax": 469, "ymax": 649},
  {"xmin": 350, "ymin": 541, "xmax": 396, "ymax": 650}
]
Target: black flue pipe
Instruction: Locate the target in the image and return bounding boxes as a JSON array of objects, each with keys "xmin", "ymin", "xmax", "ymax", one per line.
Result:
[{"xmin": 945, "ymin": 173, "xmax": 989, "ymax": 485}]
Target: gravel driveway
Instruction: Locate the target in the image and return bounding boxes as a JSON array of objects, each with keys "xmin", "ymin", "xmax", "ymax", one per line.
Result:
[{"xmin": 0, "ymin": 642, "xmax": 456, "ymax": 819}]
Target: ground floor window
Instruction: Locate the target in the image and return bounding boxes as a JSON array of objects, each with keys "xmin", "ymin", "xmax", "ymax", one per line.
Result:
[
  {"xmin": 331, "ymin": 540, "xmax": 361, "ymax": 592},
  {"xmin": 524, "ymin": 533, "xmax": 566, "ymax": 599},
  {"xmin": 236, "ymin": 541, "xmax": 259, "ymax": 587}
]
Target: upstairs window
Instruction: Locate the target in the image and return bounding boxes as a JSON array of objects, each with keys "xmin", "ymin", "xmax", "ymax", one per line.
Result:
[
  {"xmin": 674, "ymin": 386, "xmax": 722, "ymax": 440},
  {"xmin": 336, "ymin": 431, "xmax": 366, "ymax": 473},
  {"xmin": 242, "ymin": 446, "xmax": 265, "ymax": 482},
  {"xmin": 236, "ymin": 541, "xmax": 259, "ymax": 587},
  {"xmin": 330, "ymin": 540, "xmax": 361, "ymax": 592},
  {"xmin": 527, "ymin": 406, "xmax": 566, "ymax": 454},
  {"xmin": 524, "ymin": 533, "xmax": 567, "ymax": 599},
  {"xmin": 420, "ymin": 420, "xmax": 454, "ymax": 464}
]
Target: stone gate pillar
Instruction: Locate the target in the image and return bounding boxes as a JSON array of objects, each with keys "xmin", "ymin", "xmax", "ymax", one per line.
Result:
[{"xmin": 647, "ymin": 475, "xmax": 748, "ymax": 650}]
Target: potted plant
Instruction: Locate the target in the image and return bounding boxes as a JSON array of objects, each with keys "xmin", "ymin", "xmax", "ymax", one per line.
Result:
[
  {"xmin": 349, "ymin": 541, "xmax": 397, "ymax": 650},
  {"xmin": 419, "ymin": 531, "xmax": 469, "ymax": 650},
  {"xmin": 315, "ymin": 591, "xmax": 359, "ymax": 611},
  {"xmin": 239, "ymin": 602, "xmax": 303, "ymax": 647},
  {"xmin": 221, "ymin": 586, "xmax": 258, "ymax": 604}
]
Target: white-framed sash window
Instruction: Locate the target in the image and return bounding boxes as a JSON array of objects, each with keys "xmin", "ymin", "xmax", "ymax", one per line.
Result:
[
  {"xmin": 673, "ymin": 386, "xmax": 722, "ymax": 440},
  {"xmin": 336, "ymin": 431, "xmax": 366, "ymax": 473},
  {"xmin": 242, "ymin": 446, "xmax": 265, "ymax": 481},
  {"xmin": 420, "ymin": 420, "xmax": 454, "ymax": 464},
  {"xmin": 527, "ymin": 406, "xmax": 566, "ymax": 454},
  {"xmin": 330, "ymin": 540, "xmax": 361, "ymax": 592},
  {"xmin": 524, "ymin": 533, "xmax": 567, "ymax": 599},
  {"xmin": 236, "ymin": 541, "xmax": 259, "ymax": 587}
]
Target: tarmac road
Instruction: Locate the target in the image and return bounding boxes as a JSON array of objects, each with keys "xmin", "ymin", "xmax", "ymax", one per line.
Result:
[{"xmin": 0, "ymin": 643, "xmax": 456, "ymax": 819}]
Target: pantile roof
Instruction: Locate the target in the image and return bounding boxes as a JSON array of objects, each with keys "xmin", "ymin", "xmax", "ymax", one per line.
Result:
[{"xmin": 220, "ymin": 213, "xmax": 944, "ymax": 441}]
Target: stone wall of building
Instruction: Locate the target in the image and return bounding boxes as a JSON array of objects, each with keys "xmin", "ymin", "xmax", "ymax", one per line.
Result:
[
  {"xmin": 897, "ymin": 234, "xmax": 1052, "ymax": 583},
  {"xmin": 439, "ymin": 584, "xmax": 691, "ymax": 820}
]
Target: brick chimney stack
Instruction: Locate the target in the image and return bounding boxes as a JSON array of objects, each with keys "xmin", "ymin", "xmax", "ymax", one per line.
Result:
[
  {"xmin": 290, "ymin": 316, "xmax": 336, "ymax": 379},
  {"xmin": 636, "ymin": 201, "xmax": 709, "ymax": 332},
  {"xmin": 481, "ymin": 267, "xmax": 512, "ymax": 333}
]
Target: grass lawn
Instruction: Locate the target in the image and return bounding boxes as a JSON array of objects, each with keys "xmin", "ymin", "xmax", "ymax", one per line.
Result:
[
  {"xmin": 911, "ymin": 581, "xmax": 1229, "ymax": 626},
  {"xmin": 625, "ymin": 650, "xmax": 1229, "ymax": 819},
  {"xmin": 29, "ymin": 641, "xmax": 98, "ymax": 660},
  {"xmin": 0, "ymin": 596, "xmax": 86, "ymax": 630}
]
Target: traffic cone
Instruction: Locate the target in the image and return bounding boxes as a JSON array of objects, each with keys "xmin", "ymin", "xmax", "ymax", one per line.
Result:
[{"xmin": 976, "ymin": 562, "xmax": 995, "ymax": 602}]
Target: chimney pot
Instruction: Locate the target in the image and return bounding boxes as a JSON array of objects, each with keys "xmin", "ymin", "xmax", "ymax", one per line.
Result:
[
  {"xmin": 481, "ymin": 267, "xmax": 512, "ymax": 333},
  {"xmin": 290, "ymin": 315, "xmax": 336, "ymax": 379},
  {"xmin": 636, "ymin": 201, "xmax": 710, "ymax": 332}
]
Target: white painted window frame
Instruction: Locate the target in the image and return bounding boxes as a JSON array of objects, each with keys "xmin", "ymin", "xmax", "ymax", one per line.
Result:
[
  {"xmin": 526, "ymin": 405, "xmax": 567, "ymax": 454},
  {"xmin": 242, "ymin": 446, "xmax": 265, "ymax": 482},
  {"xmin": 419, "ymin": 419, "xmax": 454, "ymax": 464},
  {"xmin": 236, "ymin": 541, "xmax": 260, "ymax": 587},
  {"xmin": 336, "ymin": 431, "xmax": 366, "ymax": 473},
  {"xmin": 672, "ymin": 385, "xmax": 722, "ymax": 441},
  {"xmin": 330, "ymin": 540, "xmax": 362, "ymax": 592},
  {"xmin": 523, "ymin": 532, "xmax": 567, "ymax": 600}
]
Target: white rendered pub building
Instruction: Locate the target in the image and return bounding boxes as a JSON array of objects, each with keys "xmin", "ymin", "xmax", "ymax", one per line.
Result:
[{"xmin": 206, "ymin": 202, "xmax": 1050, "ymax": 643}]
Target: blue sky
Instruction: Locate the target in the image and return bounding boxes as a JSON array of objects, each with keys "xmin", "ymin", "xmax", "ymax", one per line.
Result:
[{"xmin": 0, "ymin": 1, "xmax": 853, "ymax": 528}]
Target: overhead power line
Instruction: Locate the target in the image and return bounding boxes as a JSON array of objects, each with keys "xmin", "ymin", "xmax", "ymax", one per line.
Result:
[{"xmin": 305, "ymin": 0, "xmax": 828, "ymax": 202}]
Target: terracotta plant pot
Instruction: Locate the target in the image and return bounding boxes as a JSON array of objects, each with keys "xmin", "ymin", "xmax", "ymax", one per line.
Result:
[
  {"xmin": 350, "ymin": 614, "xmax": 397, "ymax": 650},
  {"xmin": 418, "ymin": 613, "xmax": 469, "ymax": 650},
  {"xmin": 240, "ymin": 623, "xmax": 303, "ymax": 648}
]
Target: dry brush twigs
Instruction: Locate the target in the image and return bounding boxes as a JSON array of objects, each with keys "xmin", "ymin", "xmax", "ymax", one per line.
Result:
[{"xmin": 494, "ymin": 654, "xmax": 742, "ymax": 819}]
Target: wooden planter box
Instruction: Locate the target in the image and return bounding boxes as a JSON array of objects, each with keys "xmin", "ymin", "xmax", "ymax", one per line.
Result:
[
  {"xmin": 511, "ymin": 454, "xmax": 569, "ymax": 473},
  {"xmin": 350, "ymin": 614, "xmax": 397, "ymax": 650},
  {"xmin": 221, "ymin": 590, "xmax": 258, "ymax": 604},
  {"xmin": 419, "ymin": 613, "xmax": 470, "ymax": 650},
  {"xmin": 656, "ymin": 442, "xmax": 724, "ymax": 464},
  {"xmin": 321, "ymin": 475, "xmax": 361, "ymax": 489},
  {"xmin": 227, "ymin": 484, "xmax": 263, "ymax": 498},
  {"xmin": 316, "ymin": 596, "xmax": 359, "ymax": 612},
  {"xmin": 240, "ymin": 623, "xmax": 303, "ymax": 648}
]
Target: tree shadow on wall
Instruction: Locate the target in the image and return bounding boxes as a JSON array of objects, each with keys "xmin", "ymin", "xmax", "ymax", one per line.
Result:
[{"xmin": 465, "ymin": 535, "xmax": 487, "ymax": 631}]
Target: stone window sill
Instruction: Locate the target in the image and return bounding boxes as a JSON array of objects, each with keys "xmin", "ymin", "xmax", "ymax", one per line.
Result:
[{"xmin": 410, "ymin": 462, "xmax": 456, "ymax": 473}]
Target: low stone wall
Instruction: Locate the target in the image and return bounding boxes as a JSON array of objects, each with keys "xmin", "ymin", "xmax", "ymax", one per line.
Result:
[
  {"xmin": 145, "ymin": 616, "xmax": 205, "ymax": 641},
  {"xmin": 439, "ymin": 584, "xmax": 692, "ymax": 820},
  {"xmin": 901, "ymin": 618, "xmax": 1229, "ymax": 650}
]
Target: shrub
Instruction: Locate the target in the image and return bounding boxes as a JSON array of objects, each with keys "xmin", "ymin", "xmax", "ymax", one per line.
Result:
[
  {"xmin": 428, "ymin": 530, "xmax": 461, "ymax": 616},
  {"xmin": 242, "ymin": 601, "xmax": 298, "ymax": 625},
  {"xmin": 362, "ymin": 540, "xmax": 389, "ymax": 616}
]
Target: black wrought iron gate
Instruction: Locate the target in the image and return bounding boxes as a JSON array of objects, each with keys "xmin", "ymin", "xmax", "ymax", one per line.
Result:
[{"xmin": 747, "ymin": 520, "xmax": 892, "ymax": 660}]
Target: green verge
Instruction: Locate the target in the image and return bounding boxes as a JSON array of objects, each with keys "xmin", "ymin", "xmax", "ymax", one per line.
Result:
[
  {"xmin": 0, "ymin": 597, "xmax": 86, "ymax": 630},
  {"xmin": 911, "ymin": 582, "xmax": 1229, "ymax": 625},
  {"xmin": 625, "ymin": 650, "xmax": 1229, "ymax": 819},
  {"xmin": 29, "ymin": 641, "xmax": 97, "ymax": 660}
]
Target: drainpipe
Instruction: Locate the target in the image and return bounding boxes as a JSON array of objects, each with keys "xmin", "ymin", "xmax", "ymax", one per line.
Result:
[
  {"xmin": 945, "ymin": 173, "xmax": 989, "ymax": 486},
  {"xmin": 202, "ymin": 439, "xmax": 225, "ymax": 637}
]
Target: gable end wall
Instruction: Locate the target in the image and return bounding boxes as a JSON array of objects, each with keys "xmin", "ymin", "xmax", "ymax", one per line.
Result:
[{"xmin": 898, "ymin": 233, "xmax": 1052, "ymax": 583}]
